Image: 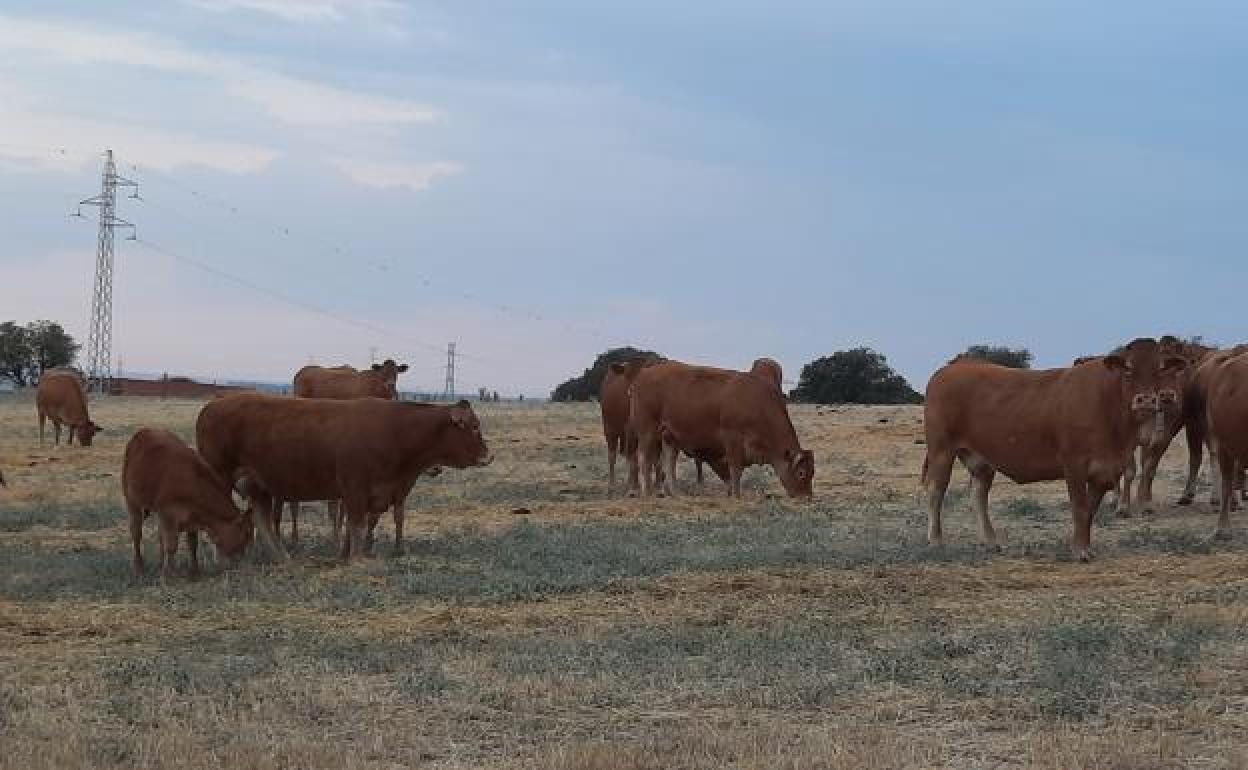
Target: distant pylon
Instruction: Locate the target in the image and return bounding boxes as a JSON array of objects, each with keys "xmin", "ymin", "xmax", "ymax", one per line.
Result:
[
  {"xmin": 444, "ymin": 342, "xmax": 456, "ymax": 399},
  {"xmin": 76, "ymin": 149, "xmax": 137, "ymax": 393}
]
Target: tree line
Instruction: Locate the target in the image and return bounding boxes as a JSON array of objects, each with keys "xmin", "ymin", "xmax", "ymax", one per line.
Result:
[
  {"xmin": 0, "ymin": 321, "xmax": 80, "ymax": 386},
  {"xmin": 551, "ymin": 344, "xmax": 1032, "ymax": 404}
]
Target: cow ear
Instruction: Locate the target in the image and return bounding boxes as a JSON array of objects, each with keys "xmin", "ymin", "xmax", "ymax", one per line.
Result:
[
  {"xmin": 1162, "ymin": 355, "xmax": 1188, "ymax": 374},
  {"xmin": 397, "ymin": 364, "xmax": 409, "ymax": 373},
  {"xmin": 1103, "ymin": 355, "xmax": 1127, "ymax": 373},
  {"xmin": 610, "ymin": 362, "xmax": 628, "ymax": 375},
  {"xmin": 371, "ymin": 364, "xmax": 383, "ymax": 371}
]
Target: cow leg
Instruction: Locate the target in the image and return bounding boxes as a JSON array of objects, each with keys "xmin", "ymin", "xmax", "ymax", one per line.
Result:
[
  {"xmin": 637, "ymin": 433, "xmax": 659, "ymax": 499},
  {"xmin": 37, "ymin": 412, "xmax": 45, "ymax": 446},
  {"xmin": 606, "ymin": 433, "xmax": 619, "ymax": 495},
  {"xmin": 1064, "ymin": 471, "xmax": 1094, "ymax": 563},
  {"xmin": 923, "ymin": 449, "xmax": 956, "ymax": 546},
  {"xmin": 391, "ymin": 501, "xmax": 405, "ymax": 556},
  {"xmin": 289, "ymin": 502, "xmax": 300, "ymax": 549},
  {"xmin": 695, "ymin": 459, "xmax": 705, "ymax": 493},
  {"xmin": 662, "ymin": 442, "xmax": 679, "ymax": 498},
  {"xmin": 328, "ymin": 501, "xmax": 343, "ymax": 546},
  {"xmin": 963, "ymin": 454, "xmax": 999, "ymax": 546},
  {"xmin": 127, "ymin": 499, "xmax": 145, "ymax": 578},
  {"xmin": 187, "ymin": 529, "xmax": 201, "ymax": 579},
  {"xmin": 158, "ymin": 519, "xmax": 179, "ymax": 579},
  {"xmin": 1137, "ymin": 445, "xmax": 1163, "ymax": 516},
  {"xmin": 1115, "ymin": 449, "xmax": 1137, "ymax": 518},
  {"xmin": 366, "ymin": 510, "xmax": 382, "ymax": 555},
  {"xmin": 252, "ymin": 494, "xmax": 289, "ymax": 561},
  {"xmin": 1178, "ymin": 422, "xmax": 1203, "ymax": 505},
  {"xmin": 1215, "ymin": 447, "xmax": 1236, "ymax": 538},
  {"xmin": 342, "ymin": 491, "xmax": 370, "ymax": 561},
  {"xmin": 53, "ymin": 420, "xmax": 62, "ymax": 446}
]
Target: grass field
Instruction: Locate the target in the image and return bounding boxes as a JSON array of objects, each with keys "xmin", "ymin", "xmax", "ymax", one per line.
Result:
[{"xmin": 2, "ymin": 394, "xmax": 1248, "ymax": 769}]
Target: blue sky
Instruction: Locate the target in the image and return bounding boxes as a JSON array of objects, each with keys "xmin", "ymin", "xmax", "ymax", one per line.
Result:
[{"xmin": 1, "ymin": 1, "xmax": 1244, "ymax": 396}]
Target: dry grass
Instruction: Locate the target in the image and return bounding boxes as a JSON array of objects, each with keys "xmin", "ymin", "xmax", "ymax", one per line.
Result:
[{"xmin": 2, "ymin": 394, "xmax": 1248, "ymax": 768}]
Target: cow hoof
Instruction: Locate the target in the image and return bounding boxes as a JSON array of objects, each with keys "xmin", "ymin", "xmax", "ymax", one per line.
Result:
[
  {"xmin": 1139, "ymin": 506, "xmax": 1155, "ymax": 517},
  {"xmin": 1114, "ymin": 508, "xmax": 1131, "ymax": 519},
  {"xmin": 1213, "ymin": 528, "xmax": 1233, "ymax": 542},
  {"xmin": 1176, "ymin": 495, "xmax": 1193, "ymax": 506},
  {"xmin": 1075, "ymin": 549, "xmax": 1091, "ymax": 563}
]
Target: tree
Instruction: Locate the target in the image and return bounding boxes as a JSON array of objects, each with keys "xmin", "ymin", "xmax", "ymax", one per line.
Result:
[
  {"xmin": 961, "ymin": 344, "xmax": 1032, "ymax": 369},
  {"xmin": 0, "ymin": 322, "xmax": 32, "ymax": 386},
  {"xmin": 0, "ymin": 320, "xmax": 79, "ymax": 386},
  {"xmin": 551, "ymin": 346, "xmax": 663, "ymax": 402},
  {"xmin": 790, "ymin": 348, "xmax": 921, "ymax": 404},
  {"xmin": 27, "ymin": 321, "xmax": 79, "ymax": 377}
]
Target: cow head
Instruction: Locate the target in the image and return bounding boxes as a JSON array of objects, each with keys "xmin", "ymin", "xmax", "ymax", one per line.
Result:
[
  {"xmin": 776, "ymin": 447, "xmax": 815, "ymax": 498},
  {"xmin": 76, "ymin": 421, "xmax": 101, "ymax": 446},
  {"xmin": 441, "ymin": 400, "xmax": 493, "ymax": 468},
  {"xmin": 370, "ymin": 359, "xmax": 410, "ymax": 399},
  {"xmin": 1103, "ymin": 338, "xmax": 1187, "ymax": 439},
  {"xmin": 213, "ymin": 505, "xmax": 254, "ymax": 563}
]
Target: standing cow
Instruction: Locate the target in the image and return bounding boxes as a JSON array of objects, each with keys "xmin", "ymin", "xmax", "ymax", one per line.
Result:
[
  {"xmin": 628, "ymin": 360, "xmax": 814, "ymax": 499},
  {"xmin": 36, "ymin": 372, "xmax": 100, "ymax": 446},
  {"xmin": 281, "ymin": 359, "xmax": 411, "ymax": 547},
  {"xmin": 123, "ymin": 428, "xmax": 253, "ymax": 578},
  {"xmin": 922, "ymin": 338, "xmax": 1187, "ymax": 562},
  {"xmin": 600, "ymin": 358, "xmax": 734, "ymax": 495},
  {"xmin": 196, "ymin": 394, "xmax": 492, "ymax": 560},
  {"xmin": 292, "ymin": 359, "xmax": 409, "ymax": 399},
  {"xmin": 1203, "ymin": 352, "xmax": 1248, "ymax": 538}
]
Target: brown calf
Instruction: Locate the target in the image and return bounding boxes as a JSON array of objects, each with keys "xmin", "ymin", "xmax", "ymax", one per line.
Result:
[{"xmin": 122, "ymin": 428, "xmax": 253, "ymax": 578}]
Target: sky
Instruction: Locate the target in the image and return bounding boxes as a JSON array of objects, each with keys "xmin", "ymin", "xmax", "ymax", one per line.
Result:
[{"xmin": 1, "ymin": 1, "xmax": 1245, "ymax": 397}]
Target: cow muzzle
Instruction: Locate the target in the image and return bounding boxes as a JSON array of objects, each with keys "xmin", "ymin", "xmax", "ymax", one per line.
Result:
[{"xmin": 1131, "ymin": 392, "xmax": 1159, "ymax": 412}]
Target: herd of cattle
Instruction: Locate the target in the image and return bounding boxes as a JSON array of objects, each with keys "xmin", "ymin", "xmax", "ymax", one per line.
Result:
[{"xmin": 6, "ymin": 335, "xmax": 1248, "ymax": 576}]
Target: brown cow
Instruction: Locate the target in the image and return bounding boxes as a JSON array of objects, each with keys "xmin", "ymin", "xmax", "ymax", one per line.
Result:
[
  {"xmin": 628, "ymin": 360, "xmax": 814, "ymax": 498},
  {"xmin": 749, "ymin": 357, "xmax": 784, "ymax": 392},
  {"xmin": 1175, "ymin": 345, "xmax": 1248, "ymax": 509},
  {"xmin": 122, "ymin": 428, "xmax": 253, "ymax": 578},
  {"xmin": 600, "ymin": 358, "xmax": 729, "ymax": 495},
  {"xmin": 196, "ymin": 394, "xmax": 492, "ymax": 560},
  {"xmin": 1111, "ymin": 338, "xmax": 1230, "ymax": 516},
  {"xmin": 36, "ymin": 372, "xmax": 100, "ymax": 446},
  {"xmin": 922, "ymin": 338, "xmax": 1187, "ymax": 561},
  {"xmin": 283, "ymin": 358, "xmax": 410, "ymax": 547},
  {"xmin": 1203, "ymin": 353, "xmax": 1248, "ymax": 536},
  {"xmin": 292, "ymin": 359, "xmax": 409, "ymax": 399}
]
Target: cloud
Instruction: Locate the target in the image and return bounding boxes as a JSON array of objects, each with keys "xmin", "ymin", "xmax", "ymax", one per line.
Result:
[
  {"xmin": 329, "ymin": 158, "xmax": 463, "ymax": 191},
  {"xmin": 185, "ymin": 0, "xmax": 399, "ymax": 24},
  {"xmin": 0, "ymin": 99, "xmax": 278, "ymax": 174},
  {"xmin": 229, "ymin": 75, "xmax": 437, "ymax": 128},
  {"xmin": 0, "ymin": 14, "xmax": 437, "ymax": 132}
]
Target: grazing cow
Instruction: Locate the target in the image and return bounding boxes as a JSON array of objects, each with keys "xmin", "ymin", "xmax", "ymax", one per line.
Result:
[
  {"xmin": 1203, "ymin": 353, "xmax": 1248, "ymax": 537},
  {"xmin": 196, "ymin": 394, "xmax": 492, "ymax": 560},
  {"xmin": 36, "ymin": 372, "xmax": 100, "ymax": 446},
  {"xmin": 292, "ymin": 359, "xmax": 409, "ymax": 399},
  {"xmin": 599, "ymin": 358, "xmax": 729, "ymax": 495},
  {"xmin": 922, "ymin": 338, "xmax": 1187, "ymax": 561},
  {"xmin": 122, "ymin": 428, "xmax": 253, "ymax": 578},
  {"xmin": 628, "ymin": 361, "xmax": 814, "ymax": 498}
]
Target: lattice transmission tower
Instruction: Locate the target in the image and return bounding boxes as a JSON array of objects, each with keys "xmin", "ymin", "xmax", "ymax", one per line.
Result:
[
  {"xmin": 444, "ymin": 342, "xmax": 456, "ymax": 399},
  {"xmin": 76, "ymin": 150, "xmax": 138, "ymax": 393}
]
